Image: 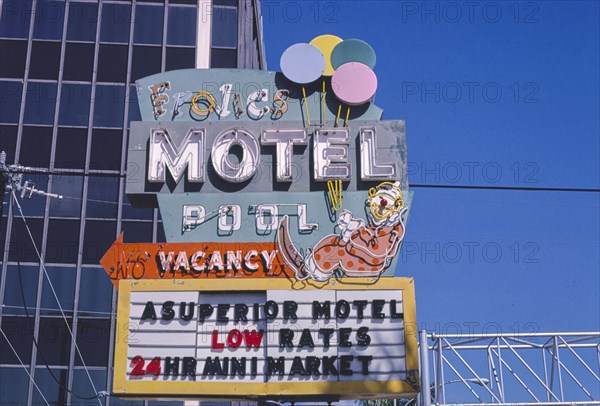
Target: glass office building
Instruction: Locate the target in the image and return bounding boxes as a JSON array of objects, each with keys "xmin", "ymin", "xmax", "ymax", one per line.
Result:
[{"xmin": 0, "ymin": 0, "xmax": 265, "ymax": 404}]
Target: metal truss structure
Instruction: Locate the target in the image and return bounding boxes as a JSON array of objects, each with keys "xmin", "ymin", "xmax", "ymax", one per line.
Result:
[{"xmin": 418, "ymin": 331, "xmax": 600, "ymax": 406}]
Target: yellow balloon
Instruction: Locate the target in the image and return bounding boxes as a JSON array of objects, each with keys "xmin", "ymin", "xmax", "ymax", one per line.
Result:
[{"xmin": 310, "ymin": 34, "xmax": 343, "ymax": 77}]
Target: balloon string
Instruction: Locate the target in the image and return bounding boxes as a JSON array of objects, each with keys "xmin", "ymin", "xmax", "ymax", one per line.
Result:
[
  {"xmin": 344, "ymin": 107, "xmax": 351, "ymax": 127},
  {"xmin": 322, "ymin": 80, "xmax": 326, "ymax": 125},
  {"xmin": 335, "ymin": 105, "xmax": 342, "ymax": 127},
  {"xmin": 302, "ymin": 86, "xmax": 311, "ymax": 126}
]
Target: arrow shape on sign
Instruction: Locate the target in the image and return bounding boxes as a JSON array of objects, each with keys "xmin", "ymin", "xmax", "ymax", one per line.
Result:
[{"xmin": 99, "ymin": 232, "xmax": 291, "ymax": 288}]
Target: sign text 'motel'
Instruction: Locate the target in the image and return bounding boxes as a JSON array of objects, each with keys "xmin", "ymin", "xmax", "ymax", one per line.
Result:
[{"xmin": 146, "ymin": 126, "xmax": 397, "ymax": 185}]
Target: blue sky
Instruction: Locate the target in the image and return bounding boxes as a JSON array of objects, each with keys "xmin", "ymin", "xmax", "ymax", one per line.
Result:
[{"xmin": 261, "ymin": 1, "xmax": 600, "ymax": 333}]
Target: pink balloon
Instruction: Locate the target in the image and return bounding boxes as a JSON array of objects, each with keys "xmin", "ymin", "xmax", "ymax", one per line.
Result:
[{"xmin": 331, "ymin": 62, "xmax": 378, "ymax": 106}]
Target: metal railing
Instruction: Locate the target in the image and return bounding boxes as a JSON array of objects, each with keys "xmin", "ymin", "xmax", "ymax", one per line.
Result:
[{"xmin": 418, "ymin": 331, "xmax": 600, "ymax": 406}]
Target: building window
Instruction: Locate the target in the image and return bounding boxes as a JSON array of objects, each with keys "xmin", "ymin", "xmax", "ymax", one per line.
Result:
[
  {"xmin": 167, "ymin": 6, "xmax": 197, "ymax": 46},
  {"xmin": 75, "ymin": 318, "xmax": 111, "ymax": 367},
  {"xmin": 127, "ymin": 88, "xmax": 142, "ymax": 125},
  {"xmin": 24, "ymin": 82, "xmax": 58, "ymax": 125},
  {"xmin": 48, "ymin": 174, "xmax": 83, "ymax": 217},
  {"xmin": 0, "ymin": 1, "xmax": 33, "ymax": 38},
  {"xmin": 166, "ymin": 47, "xmax": 195, "ymax": 71},
  {"xmin": 90, "ymin": 128, "xmax": 123, "ymax": 170},
  {"xmin": 86, "ymin": 176, "xmax": 119, "ymax": 219},
  {"xmin": 101, "ymin": 2, "xmax": 131, "ymax": 43},
  {"xmin": 211, "ymin": 6, "xmax": 238, "ymax": 48},
  {"xmin": 122, "ymin": 193, "xmax": 153, "ymax": 221},
  {"xmin": 0, "ymin": 368, "xmax": 30, "ymax": 404},
  {"xmin": 32, "ymin": 368, "xmax": 68, "ymax": 405},
  {"xmin": 2, "ymin": 265, "xmax": 39, "ymax": 316},
  {"xmin": 97, "ymin": 44, "xmax": 128, "ymax": 83},
  {"xmin": 133, "ymin": 5, "xmax": 164, "ymax": 45},
  {"xmin": 0, "ymin": 317, "xmax": 35, "ymax": 364},
  {"xmin": 33, "ymin": 0, "xmax": 65, "ymax": 40},
  {"xmin": 0, "ymin": 82, "xmax": 22, "ymax": 124},
  {"xmin": 211, "ymin": 48, "xmax": 237, "ymax": 68},
  {"xmin": 0, "ymin": 125, "xmax": 18, "ymax": 163},
  {"xmin": 54, "ymin": 127, "xmax": 88, "ymax": 170},
  {"xmin": 122, "ymin": 221, "xmax": 153, "ymax": 243},
  {"xmin": 82, "ymin": 220, "xmax": 116, "ymax": 264},
  {"xmin": 131, "ymin": 45, "xmax": 162, "ymax": 81},
  {"xmin": 29, "ymin": 41, "xmax": 62, "ymax": 80},
  {"xmin": 58, "ymin": 84, "xmax": 91, "ymax": 127},
  {"xmin": 78, "ymin": 267, "xmax": 113, "ymax": 315},
  {"xmin": 72, "ymin": 369, "xmax": 109, "ymax": 402},
  {"xmin": 37, "ymin": 317, "xmax": 73, "ymax": 366},
  {"xmin": 20, "ymin": 126, "xmax": 53, "ymax": 168},
  {"xmin": 93, "ymin": 85, "xmax": 126, "ymax": 128},
  {"xmin": 67, "ymin": 1, "xmax": 98, "ymax": 42},
  {"xmin": 40, "ymin": 266, "xmax": 76, "ymax": 315},
  {"xmin": 0, "ymin": 40, "xmax": 28, "ymax": 78},
  {"xmin": 45, "ymin": 219, "xmax": 81, "ymax": 264},
  {"xmin": 63, "ymin": 42, "xmax": 95, "ymax": 82},
  {"xmin": 8, "ymin": 217, "xmax": 44, "ymax": 262}
]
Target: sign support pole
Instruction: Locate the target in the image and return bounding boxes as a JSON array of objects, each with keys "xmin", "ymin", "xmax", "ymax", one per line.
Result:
[{"xmin": 419, "ymin": 330, "xmax": 432, "ymax": 406}]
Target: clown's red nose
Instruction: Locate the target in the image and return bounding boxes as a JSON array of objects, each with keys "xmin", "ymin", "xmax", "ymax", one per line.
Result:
[{"xmin": 380, "ymin": 198, "xmax": 388, "ymax": 207}]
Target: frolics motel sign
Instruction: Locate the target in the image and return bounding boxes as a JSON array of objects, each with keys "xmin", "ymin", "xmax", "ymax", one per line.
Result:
[
  {"xmin": 111, "ymin": 45, "xmax": 418, "ymax": 401},
  {"xmin": 113, "ymin": 279, "xmax": 419, "ymax": 399}
]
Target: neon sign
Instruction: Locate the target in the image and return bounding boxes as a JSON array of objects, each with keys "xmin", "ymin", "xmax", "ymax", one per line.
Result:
[
  {"xmin": 109, "ymin": 34, "xmax": 419, "ymax": 401},
  {"xmin": 143, "ymin": 125, "xmax": 397, "ymax": 187}
]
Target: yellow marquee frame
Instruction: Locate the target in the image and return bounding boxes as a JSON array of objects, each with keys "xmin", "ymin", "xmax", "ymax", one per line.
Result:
[{"xmin": 113, "ymin": 277, "xmax": 419, "ymax": 400}]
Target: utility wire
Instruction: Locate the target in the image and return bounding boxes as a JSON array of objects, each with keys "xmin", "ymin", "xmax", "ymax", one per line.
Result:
[
  {"xmin": 61, "ymin": 195, "xmax": 122, "ymax": 205},
  {"xmin": 411, "ymin": 183, "xmax": 600, "ymax": 193},
  {"xmin": 0, "ymin": 327, "xmax": 51, "ymax": 406},
  {"xmin": 406, "ymin": 194, "xmax": 599, "ymax": 209},
  {"xmin": 11, "ymin": 191, "xmax": 105, "ymax": 406},
  {"xmin": 12, "ymin": 226, "xmax": 107, "ymax": 401},
  {"xmin": 5, "ymin": 165, "xmax": 600, "ymax": 193}
]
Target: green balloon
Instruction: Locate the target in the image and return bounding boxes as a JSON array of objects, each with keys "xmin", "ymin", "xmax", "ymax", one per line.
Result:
[{"xmin": 331, "ymin": 38, "xmax": 376, "ymax": 70}]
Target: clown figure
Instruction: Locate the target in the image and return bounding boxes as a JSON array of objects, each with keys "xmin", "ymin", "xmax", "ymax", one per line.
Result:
[{"xmin": 278, "ymin": 181, "xmax": 407, "ymax": 282}]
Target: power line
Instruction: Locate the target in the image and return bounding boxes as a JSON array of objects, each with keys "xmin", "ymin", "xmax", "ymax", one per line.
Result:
[
  {"xmin": 411, "ymin": 184, "xmax": 600, "ymax": 193},
  {"xmin": 11, "ymin": 191, "xmax": 105, "ymax": 406},
  {"xmin": 2, "ymin": 156, "xmax": 599, "ymax": 194}
]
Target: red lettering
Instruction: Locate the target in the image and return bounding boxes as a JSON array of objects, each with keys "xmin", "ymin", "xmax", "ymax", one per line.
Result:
[
  {"xmin": 146, "ymin": 356, "xmax": 161, "ymax": 376},
  {"xmin": 130, "ymin": 355, "xmax": 145, "ymax": 377},
  {"xmin": 227, "ymin": 329, "xmax": 243, "ymax": 348},
  {"xmin": 211, "ymin": 329, "xmax": 225, "ymax": 349},
  {"xmin": 244, "ymin": 329, "xmax": 264, "ymax": 348}
]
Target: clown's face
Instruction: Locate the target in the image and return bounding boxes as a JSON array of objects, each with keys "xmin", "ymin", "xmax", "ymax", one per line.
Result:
[{"xmin": 367, "ymin": 182, "xmax": 404, "ymax": 226}]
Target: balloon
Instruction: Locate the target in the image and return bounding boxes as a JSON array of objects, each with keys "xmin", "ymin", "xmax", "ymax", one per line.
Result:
[
  {"xmin": 331, "ymin": 38, "xmax": 376, "ymax": 70},
  {"xmin": 331, "ymin": 62, "xmax": 378, "ymax": 106},
  {"xmin": 309, "ymin": 34, "xmax": 343, "ymax": 77},
  {"xmin": 280, "ymin": 43, "xmax": 325, "ymax": 84}
]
